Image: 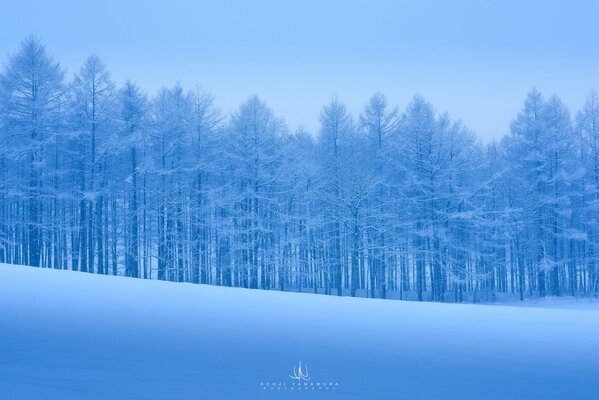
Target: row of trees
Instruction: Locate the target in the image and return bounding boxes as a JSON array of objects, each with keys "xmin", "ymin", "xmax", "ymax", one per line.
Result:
[{"xmin": 1, "ymin": 37, "xmax": 597, "ymax": 302}]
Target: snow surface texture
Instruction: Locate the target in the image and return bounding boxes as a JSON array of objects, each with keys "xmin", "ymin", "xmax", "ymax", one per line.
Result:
[{"xmin": 1, "ymin": 264, "xmax": 598, "ymax": 400}]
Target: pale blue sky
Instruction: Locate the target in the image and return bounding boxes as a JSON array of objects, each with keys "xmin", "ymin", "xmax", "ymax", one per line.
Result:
[{"xmin": 1, "ymin": 0, "xmax": 597, "ymax": 141}]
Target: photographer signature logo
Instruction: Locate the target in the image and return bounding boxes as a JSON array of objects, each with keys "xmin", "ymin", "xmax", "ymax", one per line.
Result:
[
  {"xmin": 259, "ymin": 361, "xmax": 339, "ymax": 392},
  {"xmin": 289, "ymin": 361, "xmax": 310, "ymax": 381}
]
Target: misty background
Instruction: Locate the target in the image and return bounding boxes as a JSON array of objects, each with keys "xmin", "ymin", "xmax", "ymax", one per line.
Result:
[{"xmin": 1, "ymin": 0, "xmax": 598, "ymax": 141}]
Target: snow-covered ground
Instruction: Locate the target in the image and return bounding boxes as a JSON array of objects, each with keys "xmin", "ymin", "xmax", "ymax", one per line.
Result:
[
  {"xmin": 1, "ymin": 264, "xmax": 598, "ymax": 400},
  {"xmin": 494, "ymin": 295, "xmax": 599, "ymax": 310}
]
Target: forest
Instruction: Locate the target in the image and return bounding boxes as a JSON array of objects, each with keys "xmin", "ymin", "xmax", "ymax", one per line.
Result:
[{"xmin": 1, "ymin": 36, "xmax": 598, "ymax": 302}]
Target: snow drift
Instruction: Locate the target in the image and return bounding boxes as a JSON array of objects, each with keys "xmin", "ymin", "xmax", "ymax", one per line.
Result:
[{"xmin": 0, "ymin": 264, "xmax": 598, "ymax": 399}]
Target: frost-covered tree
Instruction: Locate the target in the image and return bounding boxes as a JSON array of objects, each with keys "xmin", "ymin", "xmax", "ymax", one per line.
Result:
[
  {"xmin": 70, "ymin": 55, "xmax": 116, "ymax": 274},
  {"xmin": 504, "ymin": 90, "xmax": 577, "ymax": 297},
  {"xmin": 0, "ymin": 36, "xmax": 65, "ymax": 267},
  {"xmin": 118, "ymin": 81, "xmax": 147, "ymax": 278},
  {"xmin": 224, "ymin": 96, "xmax": 285, "ymax": 289},
  {"xmin": 188, "ymin": 87, "xmax": 222, "ymax": 284},
  {"xmin": 0, "ymin": 37, "xmax": 598, "ymax": 302},
  {"xmin": 360, "ymin": 93, "xmax": 399, "ymax": 298},
  {"xmin": 318, "ymin": 98, "xmax": 353, "ymax": 296},
  {"xmin": 149, "ymin": 85, "xmax": 193, "ymax": 282},
  {"xmin": 576, "ymin": 91, "xmax": 599, "ymax": 294}
]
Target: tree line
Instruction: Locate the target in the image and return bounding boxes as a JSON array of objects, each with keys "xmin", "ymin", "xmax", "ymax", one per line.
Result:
[{"xmin": 1, "ymin": 37, "xmax": 598, "ymax": 302}]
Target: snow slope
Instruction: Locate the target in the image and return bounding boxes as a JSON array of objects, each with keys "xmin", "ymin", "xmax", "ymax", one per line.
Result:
[{"xmin": 0, "ymin": 264, "xmax": 598, "ymax": 400}]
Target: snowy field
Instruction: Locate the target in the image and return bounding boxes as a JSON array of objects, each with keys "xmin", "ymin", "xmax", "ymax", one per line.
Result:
[
  {"xmin": 1, "ymin": 264, "xmax": 598, "ymax": 400},
  {"xmin": 493, "ymin": 295, "xmax": 599, "ymax": 310}
]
